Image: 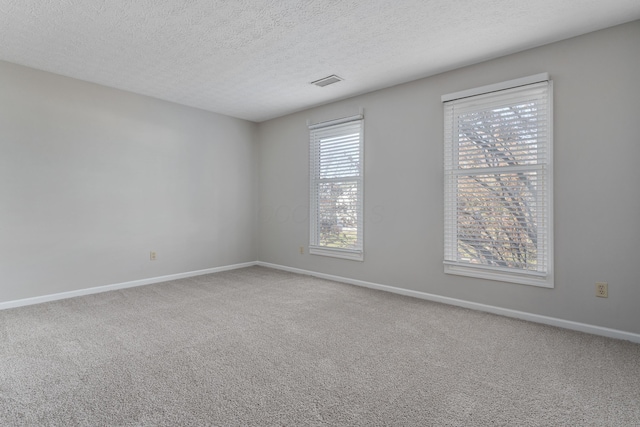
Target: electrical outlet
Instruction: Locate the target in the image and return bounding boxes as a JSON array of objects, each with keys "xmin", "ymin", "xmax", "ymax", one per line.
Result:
[
  {"xmin": 596, "ymin": 282, "xmax": 608, "ymax": 298},
  {"xmin": 150, "ymin": 251, "xmax": 157, "ymax": 261},
  {"xmin": 299, "ymin": 246, "xmax": 304, "ymax": 254}
]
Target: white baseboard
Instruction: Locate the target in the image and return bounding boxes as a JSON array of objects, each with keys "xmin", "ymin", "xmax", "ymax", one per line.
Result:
[
  {"xmin": 4, "ymin": 260, "xmax": 638, "ymax": 344},
  {"xmin": 0, "ymin": 261, "xmax": 258, "ymax": 311},
  {"xmin": 256, "ymin": 261, "xmax": 640, "ymax": 344}
]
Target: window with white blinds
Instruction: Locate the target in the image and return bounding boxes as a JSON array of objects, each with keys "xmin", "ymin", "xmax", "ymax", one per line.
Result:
[
  {"xmin": 442, "ymin": 75, "xmax": 553, "ymax": 287},
  {"xmin": 309, "ymin": 115, "xmax": 364, "ymax": 261}
]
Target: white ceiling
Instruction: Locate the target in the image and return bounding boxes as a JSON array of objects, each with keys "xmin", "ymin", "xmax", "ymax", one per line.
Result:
[{"xmin": 1, "ymin": 1, "xmax": 639, "ymax": 122}]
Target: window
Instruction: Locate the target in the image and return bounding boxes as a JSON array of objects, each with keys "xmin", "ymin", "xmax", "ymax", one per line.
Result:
[
  {"xmin": 309, "ymin": 115, "xmax": 364, "ymax": 261},
  {"xmin": 442, "ymin": 74, "xmax": 553, "ymax": 287}
]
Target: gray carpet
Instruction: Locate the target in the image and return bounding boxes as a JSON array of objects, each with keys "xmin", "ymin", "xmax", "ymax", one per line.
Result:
[{"xmin": 1, "ymin": 266, "xmax": 639, "ymax": 426}]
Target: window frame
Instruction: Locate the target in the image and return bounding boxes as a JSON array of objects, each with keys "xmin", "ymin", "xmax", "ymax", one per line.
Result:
[
  {"xmin": 309, "ymin": 115, "xmax": 364, "ymax": 261},
  {"xmin": 442, "ymin": 74, "xmax": 553, "ymax": 288}
]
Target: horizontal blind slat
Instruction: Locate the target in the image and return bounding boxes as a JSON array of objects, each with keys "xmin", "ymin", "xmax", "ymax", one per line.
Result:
[
  {"xmin": 310, "ymin": 117, "xmax": 364, "ymax": 255},
  {"xmin": 444, "ymin": 80, "xmax": 551, "ymax": 278}
]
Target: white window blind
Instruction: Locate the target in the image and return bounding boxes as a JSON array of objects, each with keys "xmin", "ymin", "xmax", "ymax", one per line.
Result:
[
  {"xmin": 309, "ymin": 116, "xmax": 363, "ymax": 261},
  {"xmin": 443, "ymin": 77, "xmax": 553, "ymax": 287}
]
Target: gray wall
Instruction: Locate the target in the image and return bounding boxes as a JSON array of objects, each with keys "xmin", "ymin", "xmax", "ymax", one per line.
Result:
[
  {"xmin": 257, "ymin": 21, "xmax": 640, "ymax": 334},
  {"xmin": 2, "ymin": 21, "xmax": 638, "ymax": 335},
  {"xmin": 1, "ymin": 61, "xmax": 258, "ymax": 302}
]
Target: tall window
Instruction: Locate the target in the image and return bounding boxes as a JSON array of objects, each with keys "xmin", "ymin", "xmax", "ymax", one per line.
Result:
[
  {"xmin": 442, "ymin": 74, "xmax": 553, "ymax": 287},
  {"xmin": 309, "ymin": 115, "xmax": 364, "ymax": 261}
]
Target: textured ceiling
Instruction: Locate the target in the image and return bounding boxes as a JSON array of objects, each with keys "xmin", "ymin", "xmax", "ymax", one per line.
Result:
[{"xmin": 1, "ymin": 1, "xmax": 639, "ymax": 122}]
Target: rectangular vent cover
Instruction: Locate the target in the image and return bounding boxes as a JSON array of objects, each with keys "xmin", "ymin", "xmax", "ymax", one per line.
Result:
[{"xmin": 311, "ymin": 75, "xmax": 343, "ymax": 87}]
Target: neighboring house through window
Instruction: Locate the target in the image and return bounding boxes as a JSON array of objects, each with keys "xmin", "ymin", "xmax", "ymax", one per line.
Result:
[
  {"xmin": 309, "ymin": 115, "xmax": 364, "ymax": 261},
  {"xmin": 442, "ymin": 74, "xmax": 553, "ymax": 287}
]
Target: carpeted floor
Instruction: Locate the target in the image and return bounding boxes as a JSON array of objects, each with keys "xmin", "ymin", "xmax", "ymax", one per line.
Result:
[{"xmin": 1, "ymin": 266, "xmax": 639, "ymax": 426}]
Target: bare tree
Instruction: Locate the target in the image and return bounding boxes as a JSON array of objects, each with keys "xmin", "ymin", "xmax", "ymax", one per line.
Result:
[{"xmin": 455, "ymin": 102, "xmax": 540, "ymax": 270}]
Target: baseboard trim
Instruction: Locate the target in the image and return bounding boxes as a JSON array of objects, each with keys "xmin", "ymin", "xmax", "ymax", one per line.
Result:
[
  {"xmin": 5, "ymin": 260, "xmax": 638, "ymax": 344},
  {"xmin": 256, "ymin": 261, "xmax": 640, "ymax": 344},
  {"xmin": 0, "ymin": 261, "xmax": 258, "ymax": 311}
]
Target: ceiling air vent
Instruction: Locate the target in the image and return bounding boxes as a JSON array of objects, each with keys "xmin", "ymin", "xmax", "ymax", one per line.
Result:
[{"xmin": 311, "ymin": 75, "xmax": 343, "ymax": 87}]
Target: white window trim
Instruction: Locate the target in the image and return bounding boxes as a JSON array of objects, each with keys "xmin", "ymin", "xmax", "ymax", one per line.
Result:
[
  {"xmin": 441, "ymin": 73, "xmax": 550, "ymax": 103},
  {"xmin": 308, "ymin": 246, "xmax": 364, "ymax": 261},
  {"xmin": 442, "ymin": 75, "xmax": 554, "ymax": 288},
  {"xmin": 309, "ymin": 114, "xmax": 364, "ymax": 261}
]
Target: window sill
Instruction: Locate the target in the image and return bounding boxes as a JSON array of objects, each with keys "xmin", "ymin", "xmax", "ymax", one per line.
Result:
[
  {"xmin": 309, "ymin": 246, "xmax": 364, "ymax": 261},
  {"xmin": 444, "ymin": 263, "xmax": 553, "ymax": 288}
]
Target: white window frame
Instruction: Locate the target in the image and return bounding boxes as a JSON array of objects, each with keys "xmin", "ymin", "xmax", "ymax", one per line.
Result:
[
  {"xmin": 442, "ymin": 74, "xmax": 553, "ymax": 287},
  {"xmin": 309, "ymin": 115, "xmax": 364, "ymax": 261}
]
